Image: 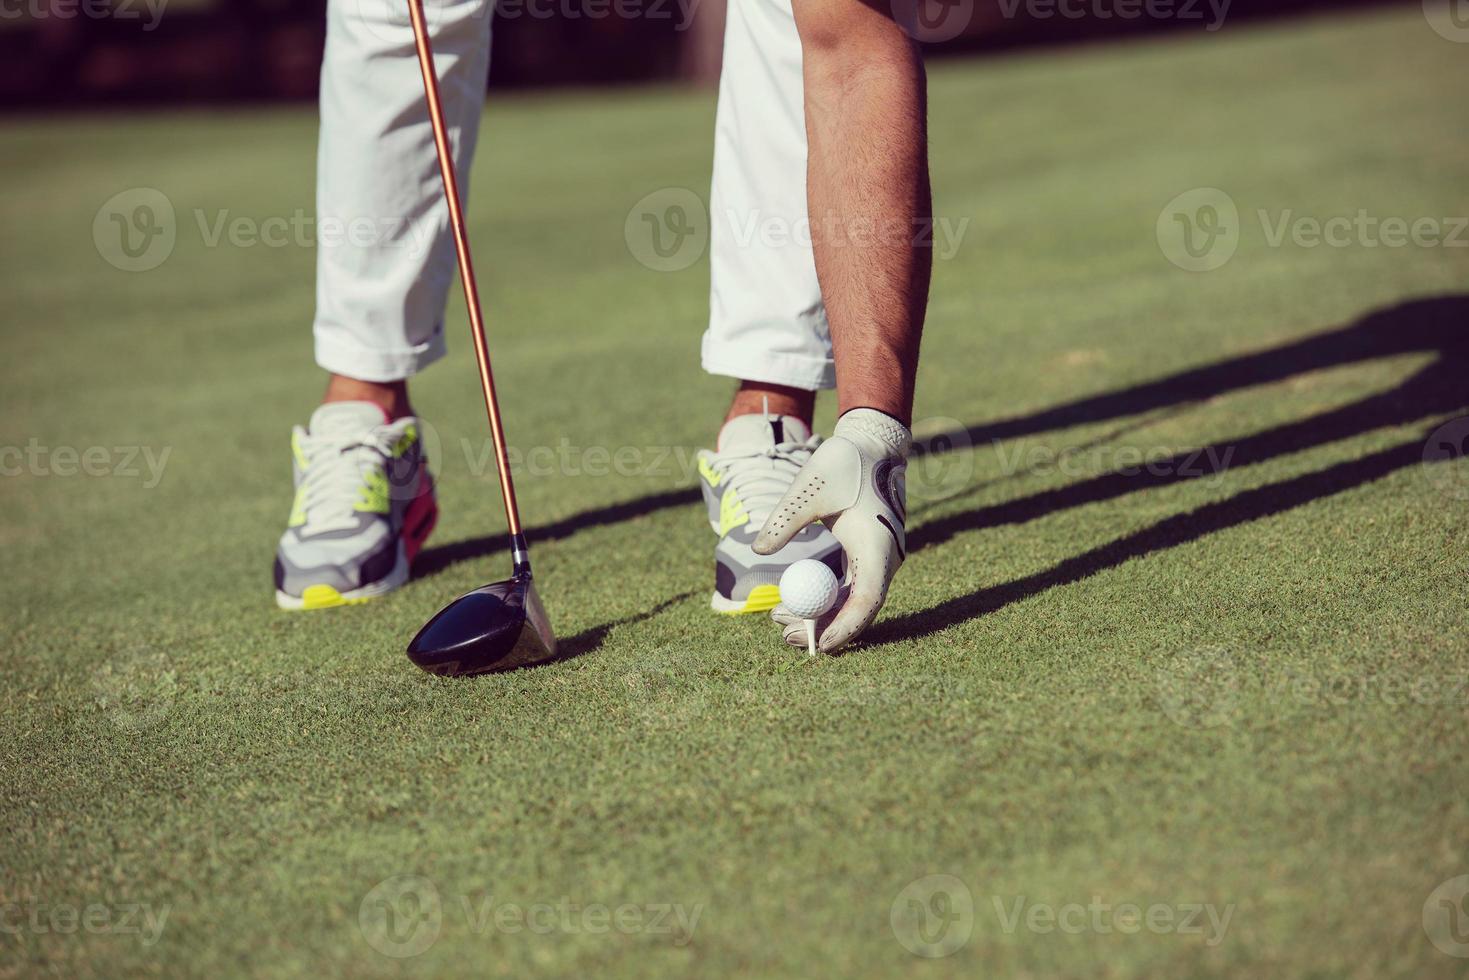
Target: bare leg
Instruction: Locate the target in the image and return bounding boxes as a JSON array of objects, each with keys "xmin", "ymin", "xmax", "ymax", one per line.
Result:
[
  {"xmin": 725, "ymin": 381, "xmax": 817, "ymax": 426},
  {"xmin": 791, "ymin": 0, "xmax": 932, "ymax": 426},
  {"xmin": 322, "ymin": 374, "xmax": 414, "ymax": 420}
]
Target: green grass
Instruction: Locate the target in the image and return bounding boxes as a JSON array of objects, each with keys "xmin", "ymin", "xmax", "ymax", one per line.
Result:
[{"xmin": 4, "ymin": 7, "xmax": 1469, "ymax": 977}]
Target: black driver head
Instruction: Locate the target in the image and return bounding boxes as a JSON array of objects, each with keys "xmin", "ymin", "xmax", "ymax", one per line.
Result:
[{"xmin": 406, "ymin": 575, "xmax": 557, "ymax": 676}]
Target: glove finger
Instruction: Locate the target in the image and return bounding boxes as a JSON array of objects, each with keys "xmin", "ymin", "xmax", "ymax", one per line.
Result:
[
  {"xmin": 752, "ymin": 469, "xmax": 826, "ymax": 556},
  {"xmin": 753, "ymin": 440, "xmax": 861, "ymax": 556},
  {"xmin": 818, "ymin": 525, "xmax": 901, "ymax": 653},
  {"xmin": 782, "ymin": 620, "xmax": 812, "ymax": 649},
  {"xmin": 771, "ymin": 585, "xmax": 851, "ymax": 646}
]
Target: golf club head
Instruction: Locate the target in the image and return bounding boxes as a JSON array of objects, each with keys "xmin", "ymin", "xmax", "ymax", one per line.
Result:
[{"xmin": 406, "ymin": 575, "xmax": 557, "ymax": 676}]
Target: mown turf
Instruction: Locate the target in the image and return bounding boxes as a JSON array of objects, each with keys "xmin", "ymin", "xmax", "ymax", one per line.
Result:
[{"xmin": 3, "ymin": 7, "xmax": 1468, "ymax": 978}]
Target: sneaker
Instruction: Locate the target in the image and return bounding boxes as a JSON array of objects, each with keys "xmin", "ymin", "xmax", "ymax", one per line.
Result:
[
  {"xmin": 697, "ymin": 412, "xmax": 844, "ymax": 614},
  {"xmin": 274, "ymin": 402, "xmax": 438, "ymax": 610}
]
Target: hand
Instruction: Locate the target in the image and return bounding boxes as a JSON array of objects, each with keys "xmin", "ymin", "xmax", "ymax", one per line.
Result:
[{"xmin": 754, "ymin": 408, "xmax": 911, "ymax": 652}]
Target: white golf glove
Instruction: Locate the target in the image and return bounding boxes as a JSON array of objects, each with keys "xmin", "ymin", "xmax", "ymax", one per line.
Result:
[{"xmin": 754, "ymin": 408, "xmax": 911, "ymax": 652}]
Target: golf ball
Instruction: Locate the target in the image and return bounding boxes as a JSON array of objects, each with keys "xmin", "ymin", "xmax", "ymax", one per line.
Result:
[{"xmin": 779, "ymin": 560, "xmax": 839, "ymax": 619}]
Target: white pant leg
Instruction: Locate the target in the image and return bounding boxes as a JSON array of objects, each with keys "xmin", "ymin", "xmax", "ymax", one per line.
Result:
[
  {"xmin": 702, "ymin": 0, "xmax": 833, "ymax": 391},
  {"xmin": 313, "ymin": 0, "xmax": 492, "ymax": 382}
]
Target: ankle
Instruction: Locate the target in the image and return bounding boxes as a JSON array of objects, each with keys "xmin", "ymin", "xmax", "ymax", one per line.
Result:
[
  {"xmin": 323, "ymin": 374, "xmax": 414, "ymax": 420},
  {"xmin": 724, "ymin": 381, "xmax": 815, "ymax": 428}
]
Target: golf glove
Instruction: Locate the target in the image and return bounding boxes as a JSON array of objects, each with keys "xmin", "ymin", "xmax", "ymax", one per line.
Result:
[{"xmin": 755, "ymin": 408, "xmax": 911, "ymax": 652}]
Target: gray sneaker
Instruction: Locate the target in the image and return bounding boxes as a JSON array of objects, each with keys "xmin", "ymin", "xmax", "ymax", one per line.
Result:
[
  {"xmin": 274, "ymin": 402, "xmax": 438, "ymax": 610},
  {"xmin": 696, "ymin": 412, "xmax": 844, "ymax": 614}
]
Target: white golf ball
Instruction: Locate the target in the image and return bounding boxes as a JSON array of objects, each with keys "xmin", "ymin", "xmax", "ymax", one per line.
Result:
[{"xmin": 779, "ymin": 559, "xmax": 839, "ymax": 619}]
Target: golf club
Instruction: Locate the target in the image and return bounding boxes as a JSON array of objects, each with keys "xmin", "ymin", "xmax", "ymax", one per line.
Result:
[{"xmin": 404, "ymin": 0, "xmax": 557, "ymax": 676}]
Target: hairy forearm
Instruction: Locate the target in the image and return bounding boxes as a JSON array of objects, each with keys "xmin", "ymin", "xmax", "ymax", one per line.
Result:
[{"xmin": 795, "ymin": 1, "xmax": 933, "ymax": 426}]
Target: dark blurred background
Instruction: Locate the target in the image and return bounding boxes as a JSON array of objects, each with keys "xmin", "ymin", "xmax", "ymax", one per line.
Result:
[{"xmin": 1, "ymin": 0, "xmax": 1405, "ymax": 107}]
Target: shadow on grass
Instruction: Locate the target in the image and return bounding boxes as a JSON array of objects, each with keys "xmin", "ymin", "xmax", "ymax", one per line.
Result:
[
  {"xmin": 869, "ymin": 293, "xmax": 1469, "ymax": 645},
  {"xmin": 533, "ymin": 591, "xmax": 698, "ymax": 668},
  {"xmin": 413, "ymin": 487, "xmax": 700, "ymax": 581},
  {"xmin": 907, "ymin": 294, "xmax": 1469, "ymax": 553},
  {"xmin": 869, "ymin": 439, "xmax": 1429, "ymax": 646},
  {"xmin": 416, "ymin": 294, "xmax": 1468, "ymax": 645}
]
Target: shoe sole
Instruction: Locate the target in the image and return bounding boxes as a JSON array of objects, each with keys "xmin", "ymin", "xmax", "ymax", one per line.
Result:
[
  {"xmin": 710, "ymin": 584, "xmax": 782, "ymax": 615},
  {"xmin": 275, "ymin": 548, "xmax": 411, "ymax": 610},
  {"xmin": 276, "ymin": 476, "xmax": 439, "ymax": 612}
]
